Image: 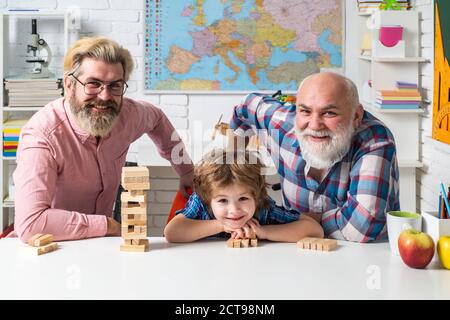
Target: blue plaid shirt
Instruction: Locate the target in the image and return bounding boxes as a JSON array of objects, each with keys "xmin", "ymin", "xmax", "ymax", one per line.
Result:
[
  {"xmin": 176, "ymin": 192, "xmax": 301, "ymax": 238},
  {"xmin": 230, "ymin": 93, "xmax": 400, "ymax": 243}
]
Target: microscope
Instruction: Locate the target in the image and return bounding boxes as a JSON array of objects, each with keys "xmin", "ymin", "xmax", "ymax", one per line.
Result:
[{"xmin": 26, "ymin": 19, "xmax": 54, "ymax": 78}]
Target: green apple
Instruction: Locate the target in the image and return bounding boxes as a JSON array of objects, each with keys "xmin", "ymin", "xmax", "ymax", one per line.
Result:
[
  {"xmin": 437, "ymin": 236, "xmax": 450, "ymax": 269},
  {"xmin": 398, "ymin": 228, "xmax": 434, "ymax": 269}
]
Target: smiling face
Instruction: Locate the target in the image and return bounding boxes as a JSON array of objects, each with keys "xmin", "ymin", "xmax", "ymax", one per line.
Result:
[
  {"xmin": 295, "ymin": 73, "xmax": 363, "ymax": 169},
  {"xmin": 209, "ymin": 183, "xmax": 256, "ymax": 229},
  {"xmin": 65, "ymin": 58, "xmax": 125, "ymax": 137}
]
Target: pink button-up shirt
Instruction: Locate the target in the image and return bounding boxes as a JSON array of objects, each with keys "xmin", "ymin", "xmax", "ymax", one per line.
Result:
[{"xmin": 13, "ymin": 97, "xmax": 193, "ymax": 242}]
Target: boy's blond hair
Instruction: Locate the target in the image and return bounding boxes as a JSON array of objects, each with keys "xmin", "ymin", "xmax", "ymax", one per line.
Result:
[
  {"xmin": 193, "ymin": 149, "xmax": 269, "ymax": 212},
  {"xmin": 63, "ymin": 36, "xmax": 134, "ymax": 81}
]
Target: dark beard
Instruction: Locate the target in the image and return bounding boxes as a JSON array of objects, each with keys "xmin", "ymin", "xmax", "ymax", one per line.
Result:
[{"xmin": 69, "ymin": 96, "xmax": 121, "ymax": 137}]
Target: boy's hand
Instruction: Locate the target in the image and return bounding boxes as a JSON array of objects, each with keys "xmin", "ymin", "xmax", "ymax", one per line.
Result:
[
  {"xmin": 246, "ymin": 218, "xmax": 267, "ymax": 240},
  {"xmin": 229, "ymin": 221, "xmax": 257, "ymax": 239}
]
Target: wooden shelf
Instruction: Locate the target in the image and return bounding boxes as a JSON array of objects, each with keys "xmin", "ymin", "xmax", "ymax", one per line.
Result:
[
  {"xmin": 2, "ymin": 196, "xmax": 14, "ymax": 208},
  {"xmin": 398, "ymin": 159, "xmax": 423, "ymax": 168},
  {"xmin": 362, "ymin": 100, "xmax": 425, "ymax": 114},
  {"xmin": 2, "ymin": 10, "xmax": 67, "ymax": 19},
  {"xmin": 3, "ymin": 107, "xmax": 42, "ymax": 111},
  {"xmin": 359, "ymin": 55, "xmax": 427, "ymax": 62}
]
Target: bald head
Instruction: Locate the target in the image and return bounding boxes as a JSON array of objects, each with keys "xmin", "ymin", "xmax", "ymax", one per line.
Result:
[
  {"xmin": 297, "ymin": 72, "xmax": 360, "ymax": 113},
  {"xmin": 294, "ymin": 72, "xmax": 364, "ymax": 169}
]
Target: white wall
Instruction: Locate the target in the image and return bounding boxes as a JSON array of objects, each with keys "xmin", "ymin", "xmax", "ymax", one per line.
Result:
[
  {"xmin": 0, "ymin": 0, "xmax": 272, "ymax": 235},
  {"xmin": 2, "ymin": 0, "xmax": 448, "ymax": 234},
  {"xmin": 414, "ymin": 0, "xmax": 450, "ymax": 213},
  {"xmin": 345, "ymin": 0, "xmax": 449, "ymax": 214}
]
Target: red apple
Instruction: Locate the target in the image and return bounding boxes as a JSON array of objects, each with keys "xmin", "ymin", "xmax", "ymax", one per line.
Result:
[{"xmin": 398, "ymin": 228, "xmax": 435, "ymax": 269}]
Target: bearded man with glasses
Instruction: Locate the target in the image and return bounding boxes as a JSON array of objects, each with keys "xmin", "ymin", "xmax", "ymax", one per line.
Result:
[{"xmin": 12, "ymin": 37, "xmax": 194, "ymax": 242}]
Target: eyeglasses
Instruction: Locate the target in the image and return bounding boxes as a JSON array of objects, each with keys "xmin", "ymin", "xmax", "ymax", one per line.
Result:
[{"xmin": 69, "ymin": 73, "xmax": 128, "ymax": 96}]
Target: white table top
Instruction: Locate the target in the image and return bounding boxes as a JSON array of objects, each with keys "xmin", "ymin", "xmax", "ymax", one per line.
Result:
[{"xmin": 1, "ymin": 237, "xmax": 449, "ymax": 300}]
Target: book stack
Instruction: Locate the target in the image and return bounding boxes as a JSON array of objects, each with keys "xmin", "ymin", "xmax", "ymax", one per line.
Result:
[
  {"xmin": 357, "ymin": 1, "xmax": 410, "ymax": 14},
  {"xmin": 2, "ymin": 119, "xmax": 29, "ymax": 158},
  {"xmin": 3, "ymin": 128, "xmax": 20, "ymax": 158},
  {"xmin": 374, "ymin": 81, "xmax": 421, "ymax": 109},
  {"xmin": 4, "ymin": 78, "xmax": 63, "ymax": 107}
]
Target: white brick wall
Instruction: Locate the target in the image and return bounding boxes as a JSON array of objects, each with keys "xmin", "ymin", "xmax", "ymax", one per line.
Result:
[
  {"xmin": 415, "ymin": 0, "xmax": 450, "ymax": 214},
  {"xmin": 5, "ymin": 0, "xmax": 448, "ymax": 236}
]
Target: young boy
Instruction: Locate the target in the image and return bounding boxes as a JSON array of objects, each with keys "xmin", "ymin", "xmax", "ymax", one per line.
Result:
[{"xmin": 164, "ymin": 149, "xmax": 323, "ymax": 243}]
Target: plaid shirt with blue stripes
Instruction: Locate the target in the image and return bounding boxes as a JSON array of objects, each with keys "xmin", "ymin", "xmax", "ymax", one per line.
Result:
[
  {"xmin": 230, "ymin": 93, "xmax": 400, "ymax": 242},
  {"xmin": 176, "ymin": 192, "xmax": 301, "ymax": 238}
]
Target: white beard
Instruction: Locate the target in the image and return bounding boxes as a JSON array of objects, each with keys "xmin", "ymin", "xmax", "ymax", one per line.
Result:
[{"xmin": 295, "ymin": 123, "xmax": 355, "ymax": 170}]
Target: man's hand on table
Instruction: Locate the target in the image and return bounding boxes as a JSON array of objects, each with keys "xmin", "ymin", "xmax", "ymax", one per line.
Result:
[{"xmin": 106, "ymin": 217, "xmax": 121, "ymax": 236}]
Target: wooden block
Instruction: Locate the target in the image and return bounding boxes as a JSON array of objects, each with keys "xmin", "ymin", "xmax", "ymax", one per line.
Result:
[
  {"xmin": 297, "ymin": 237, "xmax": 314, "ymax": 249},
  {"xmin": 121, "ymin": 213, "xmax": 147, "ymax": 225},
  {"xmin": 121, "ymin": 206, "xmax": 147, "ymax": 215},
  {"xmin": 120, "ymin": 239, "xmax": 149, "ymax": 252},
  {"xmin": 122, "ymin": 167, "xmax": 149, "ymax": 177},
  {"xmin": 134, "ymin": 225, "xmax": 147, "ymax": 236},
  {"xmin": 315, "ymin": 241, "xmax": 323, "ymax": 251},
  {"xmin": 297, "ymin": 237, "xmax": 311, "ymax": 248},
  {"xmin": 36, "ymin": 242, "xmax": 58, "ymax": 255},
  {"xmin": 121, "ymin": 226, "xmax": 147, "ymax": 239},
  {"xmin": 297, "ymin": 237, "xmax": 337, "ymax": 252},
  {"xmin": 226, "ymin": 238, "xmax": 257, "ymax": 248},
  {"xmin": 297, "ymin": 237, "xmax": 307, "ymax": 249},
  {"xmin": 139, "ymin": 202, "xmax": 147, "ymax": 208},
  {"xmin": 122, "ymin": 182, "xmax": 151, "ymax": 191},
  {"xmin": 121, "ymin": 192, "xmax": 147, "ymax": 203},
  {"xmin": 27, "ymin": 233, "xmax": 43, "ymax": 246},
  {"xmin": 122, "ymin": 202, "xmax": 147, "ymax": 209},
  {"xmin": 322, "ymin": 239, "xmax": 337, "ymax": 251},
  {"xmin": 309, "ymin": 238, "xmax": 319, "ymax": 250},
  {"xmin": 131, "ymin": 239, "xmax": 141, "ymax": 245},
  {"xmin": 123, "ymin": 176, "xmax": 150, "ymax": 183},
  {"xmin": 125, "ymin": 239, "xmax": 133, "ymax": 245},
  {"xmin": 129, "ymin": 190, "xmax": 145, "ymax": 196},
  {"xmin": 32, "ymin": 234, "xmax": 53, "ymax": 247}
]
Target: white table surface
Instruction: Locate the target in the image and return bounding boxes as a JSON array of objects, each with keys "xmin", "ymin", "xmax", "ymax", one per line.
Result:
[{"xmin": 1, "ymin": 237, "xmax": 449, "ymax": 300}]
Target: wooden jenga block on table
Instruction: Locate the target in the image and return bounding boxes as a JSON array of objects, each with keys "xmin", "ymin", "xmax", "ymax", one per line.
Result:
[
  {"xmin": 120, "ymin": 166, "xmax": 150, "ymax": 252},
  {"xmin": 226, "ymin": 237, "xmax": 258, "ymax": 248},
  {"xmin": 27, "ymin": 233, "xmax": 43, "ymax": 246},
  {"xmin": 297, "ymin": 237, "xmax": 337, "ymax": 252},
  {"xmin": 27, "ymin": 233, "xmax": 58, "ymax": 255},
  {"xmin": 28, "ymin": 233, "xmax": 53, "ymax": 247},
  {"xmin": 120, "ymin": 239, "xmax": 149, "ymax": 252},
  {"xmin": 36, "ymin": 242, "xmax": 58, "ymax": 255}
]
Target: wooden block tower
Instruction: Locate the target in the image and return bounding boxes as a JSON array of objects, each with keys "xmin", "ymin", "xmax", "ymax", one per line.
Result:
[{"xmin": 120, "ymin": 167, "xmax": 150, "ymax": 252}]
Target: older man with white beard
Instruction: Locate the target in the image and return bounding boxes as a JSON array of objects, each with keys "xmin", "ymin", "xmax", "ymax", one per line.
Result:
[
  {"xmin": 12, "ymin": 37, "xmax": 194, "ymax": 242},
  {"xmin": 230, "ymin": 72, "xmax": 400, "ymax": 242}
]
